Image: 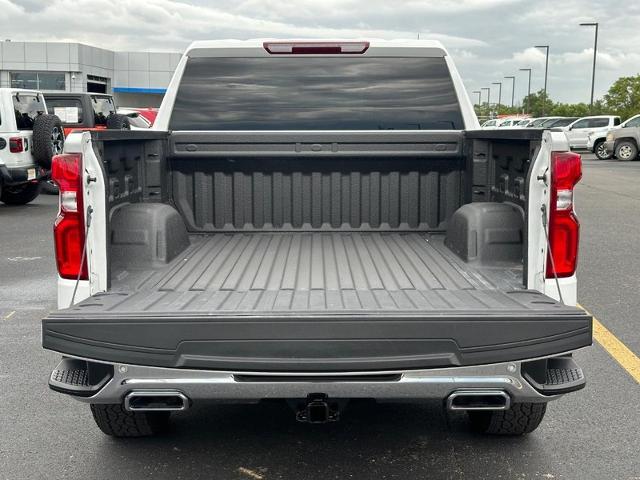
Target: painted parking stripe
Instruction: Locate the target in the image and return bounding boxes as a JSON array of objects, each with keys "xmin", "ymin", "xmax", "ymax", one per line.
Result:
[{"xmin": 578, "ymin": 304, "xmax": 640, "ymax": 383}]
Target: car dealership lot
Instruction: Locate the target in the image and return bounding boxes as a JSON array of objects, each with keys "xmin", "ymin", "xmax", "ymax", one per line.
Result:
[{"xmin": 1, "ymin": 155, "xmax": 638, "ymax": 480}]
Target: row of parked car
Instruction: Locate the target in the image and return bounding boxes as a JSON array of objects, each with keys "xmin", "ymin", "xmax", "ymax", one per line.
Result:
[
  {"xmin": 481, "ymin": 114, "xmax": 640, "ymax": 161},
  {"xmin": 0, "ymin": 87, "xmax": 157, "ymax": 205}
]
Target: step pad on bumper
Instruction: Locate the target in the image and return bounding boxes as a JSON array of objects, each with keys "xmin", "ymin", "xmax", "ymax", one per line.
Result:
[
  {"xmin": 49, "ymin": 358, "xmax": 113, "ymax": 397},
  {"xmin": 523, "ymin": 356, "xmax": 586, "ymax": 395},
  {"xmin": 546, "ymin": 366, "xmax": 584, "ymax": 386},
  {"xmin": 52, "ymin": 366, "xmax": 90, "ymax": 388}
]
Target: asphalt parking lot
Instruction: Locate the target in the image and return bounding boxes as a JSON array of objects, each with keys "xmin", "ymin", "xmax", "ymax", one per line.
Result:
[{"xmin": 1, "ymin": 154, "xmax": 638, "ymax": 480}]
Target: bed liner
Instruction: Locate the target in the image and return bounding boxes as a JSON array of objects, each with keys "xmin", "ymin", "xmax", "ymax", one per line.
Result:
[{"xmin": 42, "ymin": 233, "xmax": 592, "ymax": 371}]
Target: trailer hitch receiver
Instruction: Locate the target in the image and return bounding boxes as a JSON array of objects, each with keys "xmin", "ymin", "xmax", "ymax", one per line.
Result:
[{"xmin": 296, "ymin": 393, "xmax": 340, "ymax": 424}]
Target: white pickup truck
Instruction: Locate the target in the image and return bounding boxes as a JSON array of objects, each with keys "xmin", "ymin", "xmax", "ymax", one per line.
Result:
[{"xmin": 43, "ymin": 39, "xmax": 592, "ymax": 437}]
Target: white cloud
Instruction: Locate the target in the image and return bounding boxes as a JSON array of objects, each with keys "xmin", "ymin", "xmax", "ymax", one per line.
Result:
[
  {"xmin": 0, "ymin": 0, "xmax": 487, "ymax": 50},
  {"xmin": 510, "ymin": 47, "xmax": 547, "ymax": 67},
  {"xmin": 1, "ymin": 0, "xmax": 639, "ymax": 103},
  {"xmin": 558, "ymin": 49, "xmax": 640, "ymax": 71}
]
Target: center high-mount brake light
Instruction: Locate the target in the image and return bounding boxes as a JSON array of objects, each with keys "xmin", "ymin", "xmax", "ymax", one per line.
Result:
[
  {"xmin": 51, "ymin": 153, "xmax": 88, "ymax": 280},
  {"xmin": 546, "ymin": 151, "xmax": 582, "ymax": 279},
  {"xmin": 263, "ymin": 41, "xmax": 370, "ymax": 55}
]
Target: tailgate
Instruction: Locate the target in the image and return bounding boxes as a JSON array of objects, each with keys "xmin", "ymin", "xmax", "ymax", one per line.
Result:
[
  {"xmin": 43, "ymin": 304, "xmax": 591, "ymax": 372},
  {"xmin": 42, "ymin": 233, "xmax": 592, "ymax": 372}
]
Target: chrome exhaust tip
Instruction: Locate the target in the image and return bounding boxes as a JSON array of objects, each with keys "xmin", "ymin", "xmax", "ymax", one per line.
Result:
[
  {"xmin": 446, "ymin": 389, "xmax": 511, "ymax": 411},
  {"xmin": 124, "ymin": 390, "xmax": 190, "ymax": 412}
]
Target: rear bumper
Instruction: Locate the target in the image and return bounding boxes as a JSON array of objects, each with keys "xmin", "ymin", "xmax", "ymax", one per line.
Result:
[
  {"xmin": 47, "ymin": 353, "xmax": 587, "ymax": 405},
  {"xmin": 0, "ymin": 164, "xmax": 46, "ymax": 186}
]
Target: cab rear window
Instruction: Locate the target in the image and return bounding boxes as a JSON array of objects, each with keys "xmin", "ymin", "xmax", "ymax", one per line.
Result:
[
  {"xmin": 91, "ymin": 96, "xmax": 116, "ymax": 126},
  {"xmin": 170, "ymin": 57, "xmax": 464, "ymax": 130},
  {"xmin": 46, "ymin": 98, "xmax": 84, "ymax": 124},
  {"xmin": 13, "ymin": 93, "xmax": 46, "ymax": 130}
]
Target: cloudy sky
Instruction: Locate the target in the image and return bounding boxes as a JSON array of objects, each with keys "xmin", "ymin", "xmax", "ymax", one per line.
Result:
[{"xmin": 2, "ymin": 0, "xmax": 639, "ymax": 104}]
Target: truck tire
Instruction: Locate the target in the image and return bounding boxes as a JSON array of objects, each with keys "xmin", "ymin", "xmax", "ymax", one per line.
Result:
[
  {"xmin": 90, "ymin": 403, "xmax": 170, "ymax": 437},
  {"xmin": 467, "ymin": 402, "xmax": 547, "ymax": 435},
  {"xmin": 615, "ymin": 140, "xmax": 639, "ymax": 161},
  {"xmin": 594, "ymin": 140, "xmax": 612, "ymax": 160},
  {"xmin": 106, "ymin": 114, "xmax": 131, "ymax": 130},
  {"xmin": 32, "ymin": 114, "xmax": 64, "ymax": 169},
  {"xmin": 0, "ymin": 182, "xmax": 41, "ymax": 205}
]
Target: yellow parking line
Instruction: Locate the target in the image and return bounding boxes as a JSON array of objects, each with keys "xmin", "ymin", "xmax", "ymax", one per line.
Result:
[
  {"xmin": 578, "ymin": 304, "xmax": 640, "ymax": 383},
  {"xmin": 3, "ymin": 310, "xmax": 15, "ymax": 320}
]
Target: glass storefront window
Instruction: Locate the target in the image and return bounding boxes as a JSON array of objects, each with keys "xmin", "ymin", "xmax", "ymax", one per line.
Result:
[
  {"xmin": 10, "ymin": 72, "xmax": 38, "ymax": 90},
  {"xmin": 38, "ymin": 73, "xmax": 66, "ymax": 91},
  {"xmin": 10, "ymin": 72, "xmax": 66, "ymax": 91}
]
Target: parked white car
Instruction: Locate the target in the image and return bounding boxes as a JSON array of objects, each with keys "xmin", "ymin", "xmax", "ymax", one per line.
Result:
[
  {"xmin": 514, "ymin": 118, "xmax": 534, "ymax": 128},
  {"xmin": 564, "ymin": 115, "xmax": 621, "ymax": 151},
  {"xmin": 546, "ymin": 117, "xmax": 579, "ymax": 129},
  {"xmin": 481, "ymin": 117, "xmax": 522, "ymax": 129},
  {"xmin": 497, "ymin": 118, "xmax": 522, "ymax": 128},
  {"xmin": 587, "ymin": 114, "xmax": 640, "ymax": 160},
  {"xmin": 528, "ymin": 117, "xmax": 561, "ymax": 128},
  {"xmin": 0, "ymin": 88, "xmax": 64, "ymax": 204},
  {"xmin": 481, "ymin": 118, "xmax": 500, "ymax": 129}
]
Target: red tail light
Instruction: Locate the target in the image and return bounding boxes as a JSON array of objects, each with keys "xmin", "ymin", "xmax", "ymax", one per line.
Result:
[
  {"xmin": 52, "ymin": 153, "xmax": 88, "ymax": 280},
  {"xmin": 546, "ymin": 152, "xmax": 582, "ymax": 278},
  {"xmin": 9, "ymin": 137, "xmax": 24, "ymax": 153},
  {"xmin": 263, "ymin": 41, "xmax": 369, "ymax": 55}
]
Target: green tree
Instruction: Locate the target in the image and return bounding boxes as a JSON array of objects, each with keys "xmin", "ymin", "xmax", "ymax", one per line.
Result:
[
  {"xmin": 603, "ymin": 74, "xmax": 640, "ymax": 121},
  {"xmin": 521, "ymin": 90, "xmax": 555, "ymax": 117},
  {"xmin": 473, "ymin": 74, "xmax": 640, "ymax": 122},
  {"xmin": 551, "ymin": 102, "xmax": 590, "ymax": 117},
  {"xmin": 474, "ymin": 103, "xmax": 521, "ymax": 121}
]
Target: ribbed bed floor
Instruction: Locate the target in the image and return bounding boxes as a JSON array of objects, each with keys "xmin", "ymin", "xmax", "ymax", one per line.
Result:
[{"xmin": 99, "ymin": 232, "xmax": 549, "ymax": 315}]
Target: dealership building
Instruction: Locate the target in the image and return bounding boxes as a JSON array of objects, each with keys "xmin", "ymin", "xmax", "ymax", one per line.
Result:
[{"xmin": 0, "ymin": 40, "xmax": 181, "ymax": 107}]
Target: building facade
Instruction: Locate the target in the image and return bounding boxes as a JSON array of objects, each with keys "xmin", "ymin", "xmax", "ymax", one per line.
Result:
[{"xmin": 0, "ymin": 41, "xmax": 181, "ymax": 107}]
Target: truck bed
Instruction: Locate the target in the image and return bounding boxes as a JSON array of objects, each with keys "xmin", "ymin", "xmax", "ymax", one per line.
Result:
[
  {"xmin": 109, "ymin": 232, "xmax": 525, "ymax": 313},
  {"xmin": 43, "ymin": 232, "xmax": 591, "ymax": 371}
]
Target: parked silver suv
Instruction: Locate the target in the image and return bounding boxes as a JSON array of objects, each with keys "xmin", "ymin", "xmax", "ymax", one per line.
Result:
[{"xmin": 604, "ymin": 114, "xmax": 640, "ymax": 161}]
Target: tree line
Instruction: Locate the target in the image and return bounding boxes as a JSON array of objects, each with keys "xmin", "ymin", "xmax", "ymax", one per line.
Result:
[{"xmin": 475, "ymin": 74, "xmax": 640, "ymax": 120}]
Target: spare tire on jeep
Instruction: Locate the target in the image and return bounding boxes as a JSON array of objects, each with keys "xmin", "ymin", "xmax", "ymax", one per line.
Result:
[
  {"xmin": 106, "ymin": 114, "xmax": 131, "ymax": 130},
  {"xmin": 32, "ymin": 114, "xmax": 64, "ymax": 169}
]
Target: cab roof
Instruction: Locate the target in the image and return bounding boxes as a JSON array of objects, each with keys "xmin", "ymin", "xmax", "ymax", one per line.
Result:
[{"xmin": 185, "ymin": 39, "xmax": 448, "ymax": 58}]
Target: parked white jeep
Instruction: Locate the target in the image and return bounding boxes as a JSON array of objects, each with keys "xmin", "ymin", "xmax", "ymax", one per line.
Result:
[{"xmin": 0, "ymin": 88, "xmax": 64, "ymax": 205}]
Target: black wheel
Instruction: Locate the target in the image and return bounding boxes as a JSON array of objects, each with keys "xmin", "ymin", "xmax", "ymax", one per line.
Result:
[
  {"xmin": 106, "ymin": 114, "xmax": 131, "ymax": 130},
  {"xmin": 594, "ymin": 140, "xmax": 612, "ymax": 160},
  {"xmin": 32, "ymin": 114, "xmax": 64, "ymax": 168},
  {"xmin": 90, "ymin": 403, "xmax": 170, "ymax": 437},
  {"xmin": 467, "ymin": 402, "xmax": 547, "ymax": 435},
  {"xmin": 615, "ymin": 140, "xmax": 639, "ymax": 161},
  {"xmin": 41, "ymin": 179, "xmax": 59, "ymax": 195},
  {"xmin": 0, "ymin": 182, "xmax": 41, "ymax": 205}
]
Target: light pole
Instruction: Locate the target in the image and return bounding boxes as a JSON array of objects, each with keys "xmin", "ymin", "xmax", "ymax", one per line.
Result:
[
  {"xmin": 580, "ymin": 22, "xmax": 599, "ymax": 111},
  {"xmin": 472, "ymin": 90, "xmax": 482, "ymax": 105},
  {"xmin": 519, "ymin": 68, "xmax": 532, "ymax": 114},
  {"xmin": 504, "ymin": 76, "xmax": 516, "ymax": 108},
  {"xmin": 534, "ymin": 45, "xmax": 549, "ymax": 115},
  {"xmin": 481, "ymin": 87, "xmax": 491, "ymax": 108},
  {"xmin": 492, "ymin": 82, "xmax": 503, "ymax": 110}
]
